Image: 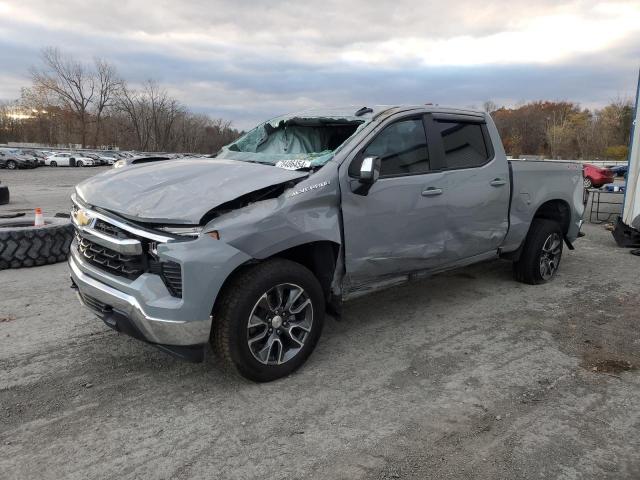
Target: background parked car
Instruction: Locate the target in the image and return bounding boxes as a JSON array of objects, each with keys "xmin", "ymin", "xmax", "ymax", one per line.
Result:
[
  {"xmin": 608, "ymin": 164, "xmax": 628, "ymax": 178},
  {"xmin": 98, "ymin": 151, "xmax": 127, "ymax": 162},
  {"xmin": 583, "ymin": 163, "xmax": 614, "ymax": 188},
  {"xmin": 97, "ymin": 153, "xmax": 117, "ymax": 165},
  {"xmin": 20, "ymin": 149, "xmax": 48, "ymax": 165},
  {"xmin": 83, "ymin": 153, "xmax": 115, "ymax": 165},
  {"xmin": 0, "ymin": 149, "xmax": 39, "ymax": 169},
  {"xmin": 45, "ymin": 152, "xmax": 96, "ymax": 167}
]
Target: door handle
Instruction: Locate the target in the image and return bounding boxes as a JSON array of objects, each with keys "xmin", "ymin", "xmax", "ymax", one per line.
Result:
[
  {"xmin": 421, "ymin": 187, "xmax": 443, "ymax": 197},
  {"xmin": 490, "ymin": 178, "xmax": 507, "ymax": 187}
]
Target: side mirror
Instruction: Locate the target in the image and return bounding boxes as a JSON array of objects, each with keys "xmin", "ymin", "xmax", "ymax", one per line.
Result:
[{"xmin": 359, "ymin": 156, "xmax": 381, "ymax": 184}]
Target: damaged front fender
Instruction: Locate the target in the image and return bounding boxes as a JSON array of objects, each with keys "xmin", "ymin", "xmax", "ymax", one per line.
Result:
[{"xmin": 202, "ymin": 163, "xmax": 342, "ymax": 261}]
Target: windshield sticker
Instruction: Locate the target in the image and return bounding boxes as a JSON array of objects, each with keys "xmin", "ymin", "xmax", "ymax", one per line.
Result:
[
  {"xmin": 288, "ymin": 180, "xmax": 331, "ymax": 197},
  {"xmin": 275, "ymin": 159, "xmax": 312, "ymax": 170}
]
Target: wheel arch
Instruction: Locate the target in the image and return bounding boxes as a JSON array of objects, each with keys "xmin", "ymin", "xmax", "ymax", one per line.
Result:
[
  {"xmin": 532, "ymin": 199, "xmax": 571, "ymax": 235},
  {"xmin": 211, "ymin": 240, "xmax": 341, "ymax": 317},
  {"xmin": 502, "ymin": 198, "xmax": 571, "ymax": 261}
]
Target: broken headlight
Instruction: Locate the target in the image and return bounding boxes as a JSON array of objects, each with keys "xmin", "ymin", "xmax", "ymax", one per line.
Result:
[{"xmin": 156, "ymin": 226, "xmax": 204, "ymax": 238}]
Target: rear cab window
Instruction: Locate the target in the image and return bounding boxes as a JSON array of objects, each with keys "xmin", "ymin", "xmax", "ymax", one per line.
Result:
[{"xmin": 431, "ymin": 118, "xmax": 493, "ymax": 170}]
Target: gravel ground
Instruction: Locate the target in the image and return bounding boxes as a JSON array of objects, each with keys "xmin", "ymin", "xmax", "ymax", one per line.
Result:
[
  {"xmin": 0, "ymin": 165, "xmax": 111, "ymax": 216},
  {"xmin": 1, "ymin": 167, "xmax": 639, "ymax": 479}
]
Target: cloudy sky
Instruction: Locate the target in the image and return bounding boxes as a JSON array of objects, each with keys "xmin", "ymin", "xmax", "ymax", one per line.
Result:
[{"xmin": 1, "ymin": 0, "xmax": 639, "ymax": 128}]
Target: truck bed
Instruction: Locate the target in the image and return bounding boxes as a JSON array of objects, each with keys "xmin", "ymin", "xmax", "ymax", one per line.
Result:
[{"xmin": 501, "ymin": 159, "xmax": 585, "ymax": 252}]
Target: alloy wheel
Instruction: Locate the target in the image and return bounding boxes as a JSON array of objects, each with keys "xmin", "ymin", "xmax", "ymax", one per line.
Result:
[
  {"xmin": 539, "ymin": 233, "xmax": 562, "ymax": 280},
  {"xmin": 246, "ymin": 283, "xmax": 313, "ymax": 365}
]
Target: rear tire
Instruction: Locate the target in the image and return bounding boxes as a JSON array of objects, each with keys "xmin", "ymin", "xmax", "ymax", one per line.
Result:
[
  {"xmin": 212, "ymin": 258, "xmax": 325, "ymax": 382},
  {"xmin": 6, "ymin": 160, "xmax": 16, "ymax": 170},
  {"xmin": 513, "ymin": 218, "xmax": 564, "ymax": 285},
  {"xmin": 50, "ymin": 161, "xmax": 57, "ymax": 167}
]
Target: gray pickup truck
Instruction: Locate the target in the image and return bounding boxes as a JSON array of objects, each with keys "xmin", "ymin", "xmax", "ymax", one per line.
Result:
[{"xmin": 69, "ymin": 105, "xmax": 584, "ymax": 381}]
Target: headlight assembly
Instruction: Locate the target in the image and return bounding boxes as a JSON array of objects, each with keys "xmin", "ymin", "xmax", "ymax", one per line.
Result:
[{"xmin": 156, "ymin": 226, "xmax": 204, "ymax": 238}]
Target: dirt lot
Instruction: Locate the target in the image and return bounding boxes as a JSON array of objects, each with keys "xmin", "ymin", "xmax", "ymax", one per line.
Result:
[{"xmin": 1, "ymin": 167, "xmax": 639, "ymax": 479}]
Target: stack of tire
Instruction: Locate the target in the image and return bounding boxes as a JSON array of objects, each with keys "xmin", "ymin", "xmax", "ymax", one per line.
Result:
[{"xmin": 0, "ymin": 216, "xmax": 74, "ymax": 270}]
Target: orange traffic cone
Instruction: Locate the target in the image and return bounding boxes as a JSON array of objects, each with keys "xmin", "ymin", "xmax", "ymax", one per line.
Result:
[{"xmin": 34, "ymin": 208, "xmax": 44, "ymax": 227}]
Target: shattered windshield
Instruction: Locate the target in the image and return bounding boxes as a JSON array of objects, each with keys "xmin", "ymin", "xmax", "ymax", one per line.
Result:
[{"xmin": 216, "ymin": 114, "xmax": 367, "ymax": 169}]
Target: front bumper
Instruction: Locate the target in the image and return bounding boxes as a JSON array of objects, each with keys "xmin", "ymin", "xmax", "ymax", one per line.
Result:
[
  {"xmin": 70, "ymin": 250, "xmax": 210, "ymax": 349},
  {"xmin": 70, "ymin": 265, "xmax": 206, "ymax": 361}
]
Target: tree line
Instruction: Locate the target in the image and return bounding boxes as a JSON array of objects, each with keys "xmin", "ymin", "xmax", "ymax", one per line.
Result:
[
  {"xmin": 487, "ymin": 99, "xmax": 634, "ymax": 160},
  {"xmin": 0, "ymin": 47, "xmax": 241, "ymax": 153}
]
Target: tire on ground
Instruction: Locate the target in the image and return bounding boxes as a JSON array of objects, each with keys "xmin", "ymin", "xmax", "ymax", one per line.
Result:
[
  {"xmin": 0, "ymin": 217, "xmax": 74, "ymax": 269},
  {"xmin": 513, "ymin": 218, "xmax": 563, "ymax": 285},
  {"xmin": 212, "ymin": 258, "xmax": 325, "ymax": 382}
]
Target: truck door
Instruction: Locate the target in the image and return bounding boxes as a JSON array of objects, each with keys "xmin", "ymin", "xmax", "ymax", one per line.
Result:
[
  {"xmin": 426, "ymin": 114, "xmax": 510, "ymax": 261},
  {"xmin": 339, "ymin": 115, "xmax": 447, "ymax": 286}
]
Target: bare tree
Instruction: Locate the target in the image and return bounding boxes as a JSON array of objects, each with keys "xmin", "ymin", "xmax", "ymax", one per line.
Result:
[
  {"xmin": 114, "ymin": 82, "xmax": 152, "ymax": 150},
  {"xmin": 145, "ymin": 81, "xmax": 184, "ymax": 151},
  {"xmin": 30, "ymin": 47, "xmax": 96, "ymax": 147},
  {"xmin": 14, "ymin": 48, "xmax": 240, "ymax": 151},
  {"xmin": 483, "ymin": 100, "xmax": 497, "ymax": 113},
  {"xmin": 93, "ymin": 59, "xmax": 121, "ymax": 147}
]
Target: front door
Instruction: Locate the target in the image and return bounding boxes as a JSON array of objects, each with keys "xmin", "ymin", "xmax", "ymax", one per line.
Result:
[{"xmin": 340, "ymin": 115, "xmax": 447, "ymax": 287}]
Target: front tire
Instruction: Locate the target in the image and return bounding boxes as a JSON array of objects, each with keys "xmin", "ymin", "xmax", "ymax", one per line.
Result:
[
  {"xmin": 77, "ymin": 160, "xmax": 84, "ymax": 167},
  {"xmin": 50, "ymin": 161, "xmax": 57, "ymax": 167},
  {"xmin": 6, "ymin": 160, "xmax": 16, "ymax": 170},
  {"xmin": 513, "ymin": 218, "xmax": 564, "ymax": 285},
  {"xmin": 212, "ymin": 259, "xmax": 325, "ymax": 382}
]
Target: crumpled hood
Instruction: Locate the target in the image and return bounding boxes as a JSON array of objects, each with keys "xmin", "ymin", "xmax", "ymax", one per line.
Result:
[{"xmin": 75, "ymin": 158, "xmax": 308, "ymax": 224}]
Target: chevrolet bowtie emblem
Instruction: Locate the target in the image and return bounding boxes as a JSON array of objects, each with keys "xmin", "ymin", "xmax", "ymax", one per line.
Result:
[{"xmin": 74, "ymin": 209, "xmax": 92, "ymax": 227}]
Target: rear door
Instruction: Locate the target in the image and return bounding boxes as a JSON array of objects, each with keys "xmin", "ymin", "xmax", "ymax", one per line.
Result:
[{"xmin": 426, "ymin": 113, "xmax": 510, "ymax": 261}]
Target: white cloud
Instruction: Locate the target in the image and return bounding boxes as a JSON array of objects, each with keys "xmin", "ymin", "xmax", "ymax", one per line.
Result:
[
  {"xmin": 4, "ymin": 0, "xmax": 639, "ymax": 67},
  {"xmin": 341, "ymin": 3, "xmax": 640, "ymax": 66}
]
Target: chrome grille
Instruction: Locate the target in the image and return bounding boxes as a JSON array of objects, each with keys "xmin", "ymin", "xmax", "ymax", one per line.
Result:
[
  {"xmin": 76, "ymin": 233, "xmax": 145, "ymax": 279},
  {"xmin": 72, "ymin": 208, "xmax": 183, "ymax": 297}
]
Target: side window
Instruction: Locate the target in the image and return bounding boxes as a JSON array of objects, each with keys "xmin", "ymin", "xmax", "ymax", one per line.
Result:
[
  {"xmin": 351, "ymin": 118, "xmax": 429, "ymax": 177},
  {"xmin": 435, "ymin": 121, "xmax": 489, "ymax": 169}
]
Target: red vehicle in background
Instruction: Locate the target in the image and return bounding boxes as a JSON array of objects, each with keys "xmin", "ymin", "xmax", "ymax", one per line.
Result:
[{"xmin": 583, "ymin": 164, "xmax": 614, "ymax": 188}]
